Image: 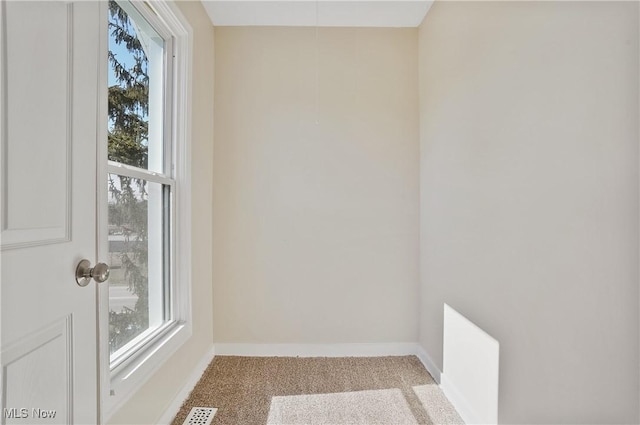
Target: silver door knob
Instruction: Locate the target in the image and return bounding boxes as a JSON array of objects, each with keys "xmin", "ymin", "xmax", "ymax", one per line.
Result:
[{"xmin": 76, "ymin": 259, "xmax": 110, "ymax": 287}]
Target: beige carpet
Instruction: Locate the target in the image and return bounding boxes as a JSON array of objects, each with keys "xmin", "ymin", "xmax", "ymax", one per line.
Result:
[{"xmin": 171, "ymin": 356, "xmax": 463, "ymax": 425}]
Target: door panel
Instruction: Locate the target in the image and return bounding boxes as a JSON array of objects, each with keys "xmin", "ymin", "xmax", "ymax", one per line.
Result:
[
  {"xmin": 1, "ymin": 2, "xmax": 103, "ymax": 424},
  {"xmin": 1, "ymin": 1, "xmax": 71, "ymax": 248},
  {"xmin": 3, "ymin": 318, "xmax": 72, "ymax": 424}
]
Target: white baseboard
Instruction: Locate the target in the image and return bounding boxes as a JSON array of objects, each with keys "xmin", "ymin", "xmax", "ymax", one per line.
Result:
[
  {"xmin": 157, "ymin": 345, "xmax": 215, "ymax": 425},
  {"xmin": 214, "ymin": 342, "xmax": 419, "ymax": 358},
  {"xmin": 414, "ymin": 344, "xmax": 442, "ymax": 384},
  {"xmin": 440, "ymin": 373, "xmax": 481, "ymax": 425}
]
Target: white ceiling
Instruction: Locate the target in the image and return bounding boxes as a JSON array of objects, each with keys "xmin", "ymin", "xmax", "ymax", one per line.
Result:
[{"xmin": 201, "ymin": 1, "xmax": 433, "ymax": 28}]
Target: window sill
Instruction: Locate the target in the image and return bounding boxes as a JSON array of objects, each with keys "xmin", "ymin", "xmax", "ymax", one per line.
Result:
[{"xmin": 103, "ymin": 320, "xmax": 192, "ymax": 421}]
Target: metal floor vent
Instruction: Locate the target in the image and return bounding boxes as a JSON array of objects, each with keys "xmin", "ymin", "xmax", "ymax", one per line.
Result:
[{"xmin": 182, "ymin": 407, "xmax": 217, "ymax": 425}]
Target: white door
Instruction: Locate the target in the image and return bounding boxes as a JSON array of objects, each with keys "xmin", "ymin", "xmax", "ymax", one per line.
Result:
[{"xmin": 1, "ymin": 2, "xmax": 105, "ymax": 424}]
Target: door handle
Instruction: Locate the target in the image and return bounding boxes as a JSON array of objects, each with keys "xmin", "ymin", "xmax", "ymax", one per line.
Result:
[{"xmin": 75, "ymin": 259, "xmax": 110, "ymax": 287}]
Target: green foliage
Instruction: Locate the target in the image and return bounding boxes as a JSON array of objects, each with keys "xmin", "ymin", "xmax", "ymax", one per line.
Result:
[
  {"xmin": 108, "ymin": 0, "xmax": 149, "ymax": 170},
  {"xmin": 108, "ymin": 0, "xmax": 150, "ymax": 354}
]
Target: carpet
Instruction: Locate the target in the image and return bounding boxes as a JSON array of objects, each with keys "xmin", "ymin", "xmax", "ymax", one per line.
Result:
[{"xmin": 171, "ymin": 356, "xmax": 463, "ymax": 425}]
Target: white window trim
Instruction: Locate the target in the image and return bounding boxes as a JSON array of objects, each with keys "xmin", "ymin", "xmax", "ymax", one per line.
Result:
[{"xmin": 96, "ymin": 1, "xmax": 193, "ymax": 421}]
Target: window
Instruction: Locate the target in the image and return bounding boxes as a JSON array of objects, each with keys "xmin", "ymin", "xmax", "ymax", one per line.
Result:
[
  {"xmin": 107, "ymin": 0, "xmax": 172, "ymax": 366},
  {"xmin": 100, "ymin": 0, "xmax": 192, "ymax": 417}
]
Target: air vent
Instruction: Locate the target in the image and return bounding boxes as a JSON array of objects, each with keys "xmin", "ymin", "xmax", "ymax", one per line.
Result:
[{"xmin": 182, "ymin": 407, "xmax": 217, "ymax": 425}]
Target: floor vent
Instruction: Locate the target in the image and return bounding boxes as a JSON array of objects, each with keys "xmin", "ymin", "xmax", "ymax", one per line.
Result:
[{"xmin": 182, "ymin": 407, "xmax": 217, "ymax": 425}]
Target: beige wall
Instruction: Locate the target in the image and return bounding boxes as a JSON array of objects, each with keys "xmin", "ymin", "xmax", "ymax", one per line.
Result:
[
  {"xmin": 213, "ymin": 27, "xmax": 420, "ymax": 343},
  {"xmin": 418, "ymin": 1, "xmax": 639, "ymax": 423},
  {"xmin": 107, "ymin": 2, "xmax": 215, "ymax": 424}
]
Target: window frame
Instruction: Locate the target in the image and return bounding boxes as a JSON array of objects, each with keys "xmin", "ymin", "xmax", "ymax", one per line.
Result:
[{"xmin": 97, "ymin": 0, "xmax": 193, "ymax": 420}]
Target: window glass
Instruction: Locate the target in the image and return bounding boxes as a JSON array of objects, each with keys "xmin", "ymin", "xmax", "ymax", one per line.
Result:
[
  {"xmin": 107, "ymin": 174, "xmax": 167, "ymax": 354},
  {"xmin": 107, "ymin": 0, "xmax": 165, "ymax": 174}
]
